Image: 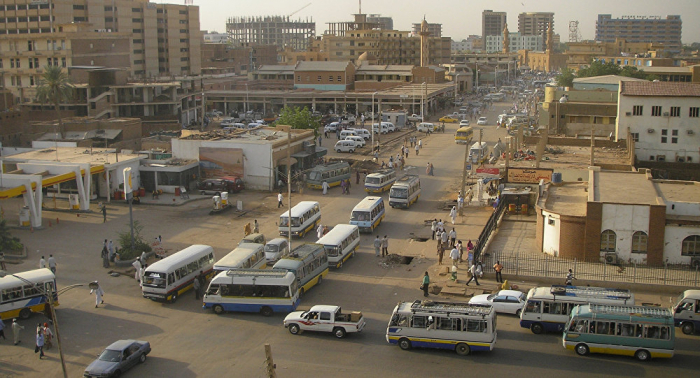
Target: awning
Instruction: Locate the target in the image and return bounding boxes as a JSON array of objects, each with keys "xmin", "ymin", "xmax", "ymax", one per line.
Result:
[
  {"xmin": 277, "ymin": 157, "xmax": 297, "ymax": 166},
  {"xmin": 314, "ymin": 147, "xmax": 328, "ymax": 157},
  {"xmin": 291, "ymin": 151, "xmax": 313, "ymax": 159}
]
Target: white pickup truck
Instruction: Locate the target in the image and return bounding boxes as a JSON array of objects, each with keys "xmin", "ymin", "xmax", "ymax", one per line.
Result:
[
  {"xmin": 283, "ymin": 305, "xmax": 366, "ymax": 338},
  {"xmin": 407, "ymin": 114, "xmax": 423, "ymax": 122}
]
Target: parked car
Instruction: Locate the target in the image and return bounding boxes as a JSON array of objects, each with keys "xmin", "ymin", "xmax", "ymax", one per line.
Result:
[
  {"xmin": 324, "ymin": 122, "xmax": 340, "ymax": 132},
  {"xmin": 334, "ymin": 140, "xmax": 356, "ymax": 153},
  {"xmin": 459, "ymin": 119, "xmax": 470, "ymax": 126},
  {"xmin": 284, "ymin": 305, "xmax": 366, "ymax": 338},
  {"xmin": 197, "ymin": 176, "xmax": 245, "ymax": 195},
  {"xmin": 407, "ymin": 114, "xmax": 423, "ymax": 122},
  {"xmin": 477, "ymin": 117, "xmax": 488, "ymax": 125},
  {"xmin": 416, "ymin": 122, "xmax": 435, "ymax": 133},
  {"xmin": 344, "ymin": 135, "xmax": 366, "ymax": 147},
  {"xmin": 84, "ymin": 340, "xmax": 151, "ymax": 378},
  {"xmin": 468, "ymin": 290, "xmax": 526, "ymax": 315},
  {"xmin": 439, "ymin": 116, "xmax": 459, "ymax": 123},
  {"xmin": 239, "ymin": 233, "xmax": 266, "ymax": 246},
  {"xmin": 264, "ymin": 238, "xmax": 289, "ymax": 265}
]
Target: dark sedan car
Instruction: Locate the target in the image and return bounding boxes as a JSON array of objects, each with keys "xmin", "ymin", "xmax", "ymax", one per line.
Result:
[
  {"xmin": 197, "ymin": 176, "xmax": 245, "ymax": 195},
  {"xmin": 84, "ymin": 340, "xmax": 151, "ymax": 378}
]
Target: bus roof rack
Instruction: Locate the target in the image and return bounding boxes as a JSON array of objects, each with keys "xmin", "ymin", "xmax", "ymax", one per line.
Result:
[
  {"xmin": 409, "ymin": 300, "xmax": 493, "ymax": 316},
  {"xmin": 588, "ymin": 304, "xmax": 672, "ymax": 317},
  {"xmin": 550, "ymin": 285, "xmax": 632, "ymax": 300},
  {"xmin": 225, "ymin": 268, "xmax": 289, "ymax": 277}
]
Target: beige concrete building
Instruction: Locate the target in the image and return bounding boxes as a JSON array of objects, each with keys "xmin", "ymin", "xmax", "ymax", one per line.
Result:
[
  {"xmin": 482, "ymin": 10, "xmax": 507, "ymax": 38},
  {"xmin": 518, "ymin": 12, "xmax": 554, "ymax": 39},
  {"xmin": 200, "ymin": 43, "xmax": 277, "ymax": 76},
  {"xmin": 596, "ymin": 14, "xmax": 682, "ymax": 53},
  {"xmin": 226, "ymin": 15, "xmax": 315, "ymax": 52}
]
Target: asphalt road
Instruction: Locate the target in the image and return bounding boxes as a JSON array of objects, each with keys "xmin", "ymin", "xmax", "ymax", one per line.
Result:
[{"xmin": 2, "ymin": 102, "xmax": 698, "ymax": 378}]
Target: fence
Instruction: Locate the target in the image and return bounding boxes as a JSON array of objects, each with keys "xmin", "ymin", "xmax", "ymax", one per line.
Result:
[
  {"xmin": 473, "ymin": 199, "xmax": 506, "ymax": 261},
  {"xmin": 483, "ymin": 251, "xmax": 700, "ymax": 288}
]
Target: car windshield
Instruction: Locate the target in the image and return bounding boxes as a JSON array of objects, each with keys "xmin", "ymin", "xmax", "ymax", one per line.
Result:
[
  {"xmin": 264, "ymin": 245, "xmax": 279, "ymax": 253},
  {"xmin": 324, "ymin": 245, "xmax": 340, "ymax": 257},
  {"xmin": 279, "ymin": 217, "xmax": 301, "ymax": 227},
  {"xmin": 486, "ymin": 294, "xmax": 497, "ymax": 301},
  {"xmin": 98, "ymin": 349, "xmax": 122, "ymax": 362}
]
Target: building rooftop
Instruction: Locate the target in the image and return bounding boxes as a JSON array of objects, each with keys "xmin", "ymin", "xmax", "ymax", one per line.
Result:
[
  {"xmin": 653, "ymin": 180, "xmax": 700, "ymax": 204},
  {"xmin": 257, "ymin": 65, "xmax": 295, "ymax": 74},
  {"xmin": 620, "ymin": 81, "xmax": 700, "ymax": 97},
  {"xmin": 540, "ymin": 182, "xmax": 589, "ymax": 217},
  {"xmin": 506, "ymin": 144, "xmax": 631, "ymax": 171},
  {"xmin": 178, "ymin": 127, "xmax": 313, "ymax": 144},
  {"xmin": 295, "ymin": 61, "xmax": 351, "ymax": 72},
  {"xmin": 2, "ymin": 147, "xmax": 143, "ymax": 165},
  {"xmin": 573, "ymin": 75, "xmax": 647, "ymax": 84},
  {"xmin": 593, "ymin": 170, "xmax": 661, "ymax": 205}
]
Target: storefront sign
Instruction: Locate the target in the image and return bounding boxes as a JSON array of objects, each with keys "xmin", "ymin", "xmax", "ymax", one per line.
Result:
[
  {"xmin": 507, "ymin": 168, "xmax": 552, "ymax": 183},
  {"xmin": 476, "ymin": 168, "xmax": 500, "ymax": 175}
]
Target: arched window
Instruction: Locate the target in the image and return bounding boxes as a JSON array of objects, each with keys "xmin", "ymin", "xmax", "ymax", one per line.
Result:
[
  {"xmin": 632, "ymin": 231, "xmax": 648, "ymax": 254},
  {"xmin": 682, "ymin": 235, "xmax": 700, "ymax": 256},
  {"xmin": 600, "ymin": 230, "xmax": 616, "ymax": 252}
]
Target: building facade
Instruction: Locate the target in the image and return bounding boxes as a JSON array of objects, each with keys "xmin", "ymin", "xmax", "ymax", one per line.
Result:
[
  {"xmin": 201, "ymin": 43, "xmax": 277, "ymax": 75},
  {"xmin": 596, "ymin": 14, "xmax": 682, "ymax": 53},
  {"xmin": 482, "ymin": 10, "xmax": 506, "ymax": 39},
  {"xmin": 225, "ymin": 15, "xmax": 315, "ymax": 52},
  {"xmin": 485, "ymin": 32, "xmax": 543, "ymax": 53},
  {"xmin": 411, "ymin": 22, "xmax": 442, "ymax": 38},
  {"xmin": 366, "ymin": 14, "xmax": 392, "ymax": 30},
  {"xmin": 518, "ymin": 12, "xmax": 554, "ymax": 38}
]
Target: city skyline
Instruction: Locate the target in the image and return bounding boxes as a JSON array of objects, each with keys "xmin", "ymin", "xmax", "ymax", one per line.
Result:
[{"xmin": 198, "ymin": 0, "xmax": 700, "ymax": 44}]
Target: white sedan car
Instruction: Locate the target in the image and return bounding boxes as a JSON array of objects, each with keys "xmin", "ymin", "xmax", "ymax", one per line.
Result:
[
  {"xmin": 468, "ymin": 290, "xmax": 526, "ymax": 315},
  {"xmin": 476, "ymin": 117, "xmax": 488, "ymax": 125},
  {"xmin": 459, "ymin": 119, "xmax": 470, "ymax": 127}
]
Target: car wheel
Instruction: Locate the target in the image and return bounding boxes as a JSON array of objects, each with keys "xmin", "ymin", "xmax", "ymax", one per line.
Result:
[
  {"xmin": 635, "ymin": 349, "xmax": 651, "ymax": 361},
  {"xmin": 515, "ymin": 309, "xmax": 522, "ymax": 317},
  {"xmin": 139, "ymin": 353, "xmax": 147, "ymax": 363},
  {"xmin": 260, "ymin": 306, "xmax": 273, "ymax": 317},
  {"xmin": 213, "ymin": 305, "xmax": 225, "ymax": 315},
  {"xmin": 531, "ymin": 323, "xmax": 544, "ymax": 335},
  {"xmin": 113, "ymin": 370, "xmax": 122, "ymax": 378},
  {"xmin": 333, "ymin": 327, "xmax": 347, "ymax": 339},
  {"xmin": 336, "ymin": 149, "xmax": 341, "ymax": 153},
  {"xmin": 682, "ymin": 322, "xmax": 694, "ymax": 335},
  {"xmin": 455, "ymin": 343, "xmax": 471, "ymax": 356},
  {"xmin": 289, "ymin": 324, "xmax": 301, "ymax": 335},
  {"xmin": 575, "ymin": 343, "xmax": 589, "ymax": 356},
  {"xmin": 398, "ymin": 338, "xmax": 412, "ymax": 350},
  {"xmin": 19, "ymin": 308, "xmax": 31, "ymax": 320},
  {"xmin": 350, "ymin": 149, "xmax": 355, "ymax": 153}
]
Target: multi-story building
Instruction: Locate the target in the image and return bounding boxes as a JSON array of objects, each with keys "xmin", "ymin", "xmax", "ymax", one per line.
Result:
[
  {"xmin": 366, "ymin": 14, "xmax": 393, "ymax": 30},
  {"xmin": 203, "ymin": 31, "xmax": 229, "ymax": 44},
  {"xmin": 0, "ymin": 0, "xmax": 201, "ymax": 79},
  {"xmin": 226, "ymin": 15, "xmax": 315, "ymax": 52},
  {"xmin": 518, "ymin": 12, "xmax": 554, "ymax": 39},
  {"xmin": 452, "ymin": 39, "xmax": 473, "ymax": 53},
  {"xmin": 596, "ymin": 14, "xmax": 682, "ymax": 53},
  {"xmin": 566, "ymin": 39, "xmax": 667, "ymax": 70},
  {"xmin": 411, "ymin": 22, "xmax": 442, "ymax": 38},
  {"xmin": 482, "ymin": 10, "xmax": 506, "ymax": 39},
  {"xmin": 201, "ymin": 43, "xmax": 277, "ymax": 75},
  {"xmin": 485, "ymin": 32, "xmax": 543, "ymax": 53}
]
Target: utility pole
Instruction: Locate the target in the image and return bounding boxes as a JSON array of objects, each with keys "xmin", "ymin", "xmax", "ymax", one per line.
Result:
[
  {"xmin": 264, "ymin": 343, "xmax": 277, "ymax": 378},
  {"xmin": 459, "ymin": 141, "xmax": 469, "ymax": 216},
  {"xmin": 287, "ymin": 129, "xmax": 292, "ymax": 250}
]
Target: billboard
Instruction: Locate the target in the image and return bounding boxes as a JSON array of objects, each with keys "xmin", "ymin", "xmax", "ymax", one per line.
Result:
[
  {"xmin": 507, "ymin": 168, "xmax": 553, "ymax": 184},
  {"xmin": 199, "ymin": 147, "xmax": 244, "ymax": 178}
]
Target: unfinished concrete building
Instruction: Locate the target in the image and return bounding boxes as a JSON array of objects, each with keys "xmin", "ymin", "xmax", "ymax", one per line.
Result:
[{"xmin": 226, "ymin": 16, "xmax": 315, "ymax": 51}]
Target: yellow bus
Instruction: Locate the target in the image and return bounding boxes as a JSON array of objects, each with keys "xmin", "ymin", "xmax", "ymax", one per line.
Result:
[
  {"xmin": 0, "ymin": 269, "xmax": 57, "ymax": 320},
  {"xmin": 455, "ymin": 126, "xmax": 474, "ymax": 145}
]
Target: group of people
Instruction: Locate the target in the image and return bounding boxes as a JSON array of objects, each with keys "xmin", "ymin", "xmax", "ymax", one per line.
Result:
[
  {"xmin": 38, "ymin": 254, "xmax": 57, "ymax": 274},
  {"xmin": 100, "ymin": 240, "xmax": 116, "ymax": 268},
  {"xmin": 373, "ymin": 235, "xmax": 390, "ymax": 257},
  {"xmin": 0, "ymin": 318, "xmax": 53, "ymax": 359},
  {"xmin": 192, "ymin": 271, "xmax": 208, "ymax": 300}
]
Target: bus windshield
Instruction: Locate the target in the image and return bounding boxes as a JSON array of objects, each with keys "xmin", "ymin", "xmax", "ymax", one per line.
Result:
[
  {"xmin": 309, "ymin": 172, "xmax": 322, "ymax": 181},
  {"xmin": 366, "ymin": 177, "xmax": 380, "ymax": 185},
  {"xmin": 324, "ymin": 245, "xmax": 340, "ymax": 257},
  {"xmin": 390, "ymin": 187, "xmax": 408, "ymax": 198},
  {"xmin": 142, "ymin": 272, "xmax": 166, "ymax": 288},
  {"xmin": 279, "ymin": 217, "xmax": 301, "ymax": 227},
  {"xmin": 351, "ymin": 211, "xmax": 370, "ymax": 222}
]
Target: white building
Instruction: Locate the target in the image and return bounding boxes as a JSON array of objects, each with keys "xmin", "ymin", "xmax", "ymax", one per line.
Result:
[
  {"xmin": 616, "ymin": 81, "xmax": 700, "ymax": 163},
  {"xmin": 204, "ymin": 31, "xmax": 229, "ymax": 44},
  {"xmin": 484, "ymin": 32, "xmax": 543, "ymax": 53},
  {"xmin": 451, "ymin": 39, "xmax": 473, "ymax": 53}
]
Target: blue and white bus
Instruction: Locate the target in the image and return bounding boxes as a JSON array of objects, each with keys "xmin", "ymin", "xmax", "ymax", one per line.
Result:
[
  {"xmin": 213, "ymin": 244, "xmax": 267, "ymax": 271},
  {"xmin": 365, "ymin": 169, "xmax": 396, "ymax": 193},
  {"xmin": 273, "ymin": 243, "xmax": 328, "ymax": 297},
  {"xmin": 203, "ymin": 269, "xmax": 300, "ymax": 317},
  {"xmin": 142, "ymin": 245, "xmax": 215, "ymax": 303},
  {"xmin": 317, "ymin": 224, "xmax": 360, "ymax": 269},
  {"xmin": 0, "ymin": 269, "xmax": 57, "ymax": 320},
  {"xmin": 350, "ymin": 196, "xmax": 385, "ymax": 233},
  {"xmin": 279, "ymin": 201, "xmax": 321, "ymax": 238},
  {"xmin": 389, "ymin": 175, "xmax": 421, "ymax": 208}
]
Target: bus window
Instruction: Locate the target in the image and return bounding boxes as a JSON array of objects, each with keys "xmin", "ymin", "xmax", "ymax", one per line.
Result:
[
  {"xmin": 466, "ymin": 319, "xmax": 486, "ymax": 333},
  {"xmin": 167, "ymin": 273, "xmax": 175, "ymax": 286},
  {"xmin": 569, "ymin": 319, "xmax": 588, "ymax": 333},
  {"xmin": 524, "ymin": 300, "xmax": 541, "ymax": 314},
  {"xmin": 412, "ymin": 316, "xmax": 426, "ymax": 328}
]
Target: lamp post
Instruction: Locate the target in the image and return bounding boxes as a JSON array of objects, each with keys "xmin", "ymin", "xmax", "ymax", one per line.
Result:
[
  {"xmin": 371, "ymin": 91, "xmax": 378, "ymax": 156},
  {"xmin": 421, "ymin": 82, "xmax": 426, "ymax": 122},
  {"xmin": 245, "ymin": 83, "xmax": 249, "ymax": 115},
  {"xmin": 455, "ymin": 73, "xmax": 461, "ymax": 101},
  {"xmin": 0, "ymin": 271, "xmax": 84, "ymax": 378}
]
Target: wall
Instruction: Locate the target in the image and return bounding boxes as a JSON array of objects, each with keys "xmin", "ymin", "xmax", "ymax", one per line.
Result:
[
  {"xmin": 559, "ymin": 214, "xmax": 587, "ymax": 259},
  {"xmin": 601, "ymin": 203, "xmax": 650, "ymax": 264},
  {"xmin": 541, "ymin": 210, "xmax": 560, "ymax": 256},
  {"xmin": 664, "ymin": 225, "xmax": 700, "ymax": 264}
]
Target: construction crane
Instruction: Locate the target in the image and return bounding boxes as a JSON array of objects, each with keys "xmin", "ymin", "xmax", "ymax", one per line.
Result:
[{"xmin": 289, "ymin": 2, "xmax": 312, "ymax": 17}]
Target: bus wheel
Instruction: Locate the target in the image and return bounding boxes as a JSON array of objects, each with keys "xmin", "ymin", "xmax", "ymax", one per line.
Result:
[
  {"xmin": 455, "ymin": 343, "xmax": 471, "ymax": 356},
  {"xmin": 635, "ymin": 349, "xmax": 651, "ymax": 361},
  {"xmin": 531, "ymin": 323, "xmax": 544, "ymax": 335},
  {"xmin": 261, "ymin": 306, "xmax": 274, "ymax": 317},
  {"xmin": 317, "ymin": 275, "xmax": 322, "ymax": 285},
  {"xmin": 19, "ymin": 308, "xmax": 31, "ymax": 320},
  {"xmin": 299, "ymin": 288, "xmax": 305, "ymax": 298},
  {"xmin": 575, "ymin": 343, "xmax": 589, "ymax": 356},
  {"xmin": 333, "ymin": 327, "xmax": 347, "ymax": 339},
  {"xmin": 213, "ymin": 305, "xmax": 224, "ymax": 315},
  {"xmin": 338, "ymin": 260, "xmax": 343, "ymax": 268},
  {"xmin": 681, "ymin": 322, "xmax": 695, "ymax": 335},
  {"xmin": 289, "ymin": 324, "xmax": 301, "ymax": 335},
  {"xmin": 170, "ymin": 293, "xmax": 178, "ymax": 303},
  {"xmin": 398, "ymin": 338, "xmax": 412, "ymax": 351}
]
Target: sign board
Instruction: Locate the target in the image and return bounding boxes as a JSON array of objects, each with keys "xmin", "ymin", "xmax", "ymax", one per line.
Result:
[
  {"xmin": 399, "ymin": 95, "xmax": 408, "ymax": 98},
  {"xmin": 477, "ymin": 168, "xmax": 500, "ymax": 175},
  {"xmin": 506, "ymin": 168, "xmax": 553, "ymax": 184},
  {"xmin": 123, "ymin": 167, "xmax": 133, "ymax": 200},
  {"xmin": 466, "ymin": 165, "xmax": 472, "ymax": 171},
  {"xmin": 30, "ymin": 0, "xmax": 48, "ymax": 4}
]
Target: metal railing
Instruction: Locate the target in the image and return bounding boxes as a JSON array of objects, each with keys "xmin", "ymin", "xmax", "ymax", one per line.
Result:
[
  {"xmin": 473, "ymin": 199, "xmax": 506, "ymax": 261},
  {"xmin": 482, "ymin": 250, "xmax": 700, "ymax": 288}
]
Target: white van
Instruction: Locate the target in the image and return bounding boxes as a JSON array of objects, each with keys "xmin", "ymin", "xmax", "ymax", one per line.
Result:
[
  {"xmin": 334, "ymin": 140, "xmax": 356, "ymax": 153},
  {"xmin": 417, "ymin": 122, "xmax": 435, "ymax": 132},
  {"xmin": 381, "ymin": 122, "xmax": 396, "ymax": 132},
  {"xmin": 372, "ymin": 123, "xmax": 389, "ymax": 134},
  {"xmin": 339, "ymin": 130, "xmax": 359, "ymax": 139},
  {"xmin": 220, "ymin": 118, "xmax": 235, "ymax": 127},
  {"xmin": 325, "ymin": 122, "xmax": 341, "ymax": 132},
  {"xmin": 350, "ymin": 128, "xmax": 371, "ymax": 140},
  {"xmin": 344, "ymin": 135, "xmax": 366, "ymax": 147}
]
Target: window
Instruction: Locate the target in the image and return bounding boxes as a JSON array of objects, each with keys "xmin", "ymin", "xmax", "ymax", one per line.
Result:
[
  {"xmin": 631, "ymin": 231, "xmax": 648, "ymax": 254},
  {"xmin": 672, "ymin": 129, "xmax": 678, "ymax": 144},
  {"xmin": 133, "ymin": 29, "xmax": 142, "ymax": 33},
  {"xmin": 631, "ymin": 133, "xmax": 639, "ymax": 142},
  {"xmin": 328, "ymin": 75, "xmax": 333, "ymax": 82},
  {"xmin": 338, "ymin": 75, "xmax": 342, "ymax": 82},
  {"xmin": 317, "ymin": 75, "xmax": 321, "ymax": 82},
  {"xmin": 601, "ymin": 230, "xmax": 616, "ymax": 252},
  {"xmin": 690, "ymin": 107, "xmax": 699, "ymax": 118},
  {"xmin": 132, "ymin": 7, "xmax": 142, "ymax": 12},
  {"xmin": 670, "ymin": 106, "xmax": 680, "ymax": 117},
  {"xmin": 73, "ymin": 5, "xmax": 85, "ymax": 10},
  {"xmin": 661, "ymin": 129, "xmax": 667, "ymax": 143},
  {"xmin": 682, "ymin": 235, "xmax": 700, "ymax": 256},
  {"xmin": 132, "ymin": 18, "xmax": 142, "ymax": 23},
  {"xmin": 296, "ymin": 75, "xmax": 301, "ymax": 82},
  {"xmin": 651, "ymin": 106, "xmax": 662, "ymax": 117}
]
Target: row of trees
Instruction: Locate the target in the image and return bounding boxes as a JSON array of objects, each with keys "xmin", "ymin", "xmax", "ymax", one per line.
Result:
[{"xmin": 556, "ymin": 60, "xmax": 658, "ymax": 88}]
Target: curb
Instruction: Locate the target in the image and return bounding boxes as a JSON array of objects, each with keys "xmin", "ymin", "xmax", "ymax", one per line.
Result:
[{"xmin": 114, "ymin": 251, "xmax": 156, "ymax": 267}]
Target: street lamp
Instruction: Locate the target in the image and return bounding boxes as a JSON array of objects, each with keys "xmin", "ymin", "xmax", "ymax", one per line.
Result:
[
  {"xmin": 0, "ymin": 271, "xmax": 84, "ymax": 378},
  {"xmin": 371, "ymin": 91, "xmax": 378, "ymax": 156},
  {"xmin": 455, "ymin": 73, "xmax": 461, "ymax": 101}
]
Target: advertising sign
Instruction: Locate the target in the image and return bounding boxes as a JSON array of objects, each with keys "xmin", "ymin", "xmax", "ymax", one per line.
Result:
[{"xmin": 506, "ymin": 168, "xmax": 553, "ymax": 184}]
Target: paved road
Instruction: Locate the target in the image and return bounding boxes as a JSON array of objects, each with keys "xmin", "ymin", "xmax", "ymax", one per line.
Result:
[{"xmin": 2, "ymin": 102, "xmax": 698, "ymax": 378}]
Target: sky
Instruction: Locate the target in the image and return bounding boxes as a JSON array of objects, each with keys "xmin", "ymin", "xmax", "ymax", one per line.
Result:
[{"xmin": 194, "ymin": 0, "xmax": 700, "ymax": 44}]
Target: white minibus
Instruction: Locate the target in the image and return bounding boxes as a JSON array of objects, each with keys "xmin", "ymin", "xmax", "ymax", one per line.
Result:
[
  {"xmin": 317, "ymin": 224, "xmax": 360, "ymax": 269},
  {"xmin": 142, "ymin": 244, "xmax": 215, "ymax": 303},
  {"xmin": 0, "ymin": 269, "xmax": 57, "ymax": 320},
  {"xmin": 350, "ymin": 128, "xmax": 371, "ymax": 140},
  {"xmin": 364, "ymin": 169, "xmax": 396, "ymax": 193},
  {"xmin": 339, "ymin": 130, "xmax": 358, "ymax": 139},
  {"xmin": 279, "ymin": 201, "xmax": 321, "ymax": 238},
  {"xmin": 350, "ymin": 196, "xmax": 385, "ymax": 233},
  {"xmin": 344, "ymin": 135, "xmax": 366, "ymax": 147},
  {"xmin": 213, "ymin": 243, "xmax": 266, "ymax": 271},
  {"xmin": 417, "ymin": 122, "xmax": 434, "ymax": 132},
  {"xmin": 672, "ymin": 290, "xmax": 700, "ymax": 335},
  {"xmin": 334, "ymin": 140, "xmax": 356, "ymax": 153},
  {"xmin": 389, "ymin": 175, "xmax": 421, "ymax": 208},
  {"xmin": 372, "ymin": 123, "xmax": 389, "ymax": 134}
]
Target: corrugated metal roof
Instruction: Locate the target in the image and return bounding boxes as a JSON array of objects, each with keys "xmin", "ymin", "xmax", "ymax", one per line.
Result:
[
  {"xmin": 295, "ymin": 61, "xmax": 350, "ymax": 72},
  {"xmin": 620, "ymin": 81, "xmax": 700, "ymax": 97}
]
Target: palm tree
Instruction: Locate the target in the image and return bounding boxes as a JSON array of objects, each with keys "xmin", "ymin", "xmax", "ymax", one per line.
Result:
[{"xmin": 35, "ymin": 65, "xmax": 73, "ymax": 138}]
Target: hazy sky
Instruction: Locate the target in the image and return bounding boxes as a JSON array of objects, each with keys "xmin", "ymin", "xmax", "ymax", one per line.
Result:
[{"xmin": 196, "ymin": 0, "xmax": 699, "ymax": 44}]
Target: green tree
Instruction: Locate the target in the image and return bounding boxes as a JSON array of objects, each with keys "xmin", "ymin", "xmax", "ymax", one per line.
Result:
[
  {"xmin": 273, "ymin": 106, "xmax": 321, "ymax": 134},
  {"xmin": 35, "ymin": 65, "xmax": 73, "ymax": 138},
  {"xmin": 0, "ymin": 220, "xmax": 23, "ymax": 251},
  {"xmin": 117, "ymin": 220, "xmax": 151, "ymax": 260},
  {"xmin": 576, "ymin": 59, "xmax": 621, "ymax": 78},
  {"xmin": 556, "ymin": 68, "xmax": 575, "ymax": 87}
]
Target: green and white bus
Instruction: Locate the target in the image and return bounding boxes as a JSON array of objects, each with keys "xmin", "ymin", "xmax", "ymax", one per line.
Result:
[
  {"xmin": 306, "ymin": 162, "xmax": 351, "ymax": 190},
  {"xmin": 272, "ymin": 243, "xmax": 328, "ymax": 297},
  {"xmin": 563, "ymin": 304, "xmax": 675, "ymax": 361}
]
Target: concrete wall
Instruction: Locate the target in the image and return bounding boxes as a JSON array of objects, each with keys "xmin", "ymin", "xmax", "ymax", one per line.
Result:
[
  {"xmin": 523, "ymin": 136, "xmax": 626, "ymax": 148},
  {"xmin": 666, "ymin": 199, "xmax": 700, "ymax": 217},
  {"xmin": 583, "ymin": 202, "xmax": 604, "ymax": 262},
  {"xmin": 601, "ymin": 203, "xmax": 650, "ymax": 264},
  {"xmin": 541, "ymin": 210, "xmax": 560, "ymax": 256},
  {"xmin": 664, "ymin": 225, "xmax": 700, "ymax": 264}
]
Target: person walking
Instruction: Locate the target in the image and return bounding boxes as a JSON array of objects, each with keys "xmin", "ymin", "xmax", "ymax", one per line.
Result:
[
  {"xmin": 565, "ymin": 269, "xmax": 576, "ymax": 286},
  {"xmin": 415, "ymin": 143, "xmax": 420, "ymax": 156},
  {"xmin": 373, "ymin": 235, "xmax": 381, "ymax": 257},
  {"xmin": 493, "ymin": 261, "xmax": 504, "ymax": 283},
  {"xmin": 429, "ymin": 163, "xmax": 434, "ymax": 176},
  {"xmin": 43, "ymin": 323, "xmax": 53, "ymax": 350},
  {"xmin": 39, "ymin": 256, "xmax": 46, "ymax": 269},
  {"xmin": 0, "ymin": 318, "xmax": 6, "ymax": 341},
  {"xmin": 345, "ymin": 179, "xmax": 351, "ymax": 194},
  {"xmin": 322, "ymin": 180, "xmax": 329, "ymax": 195},
  {"xmin": 449, "ymin": 206, "xmax": 457, "ymax": 225},
  {"xmin": 90, "ymin": 282, "xmax": 105, "ymax": 308},
  {"xmin": 456, "ymin": 240, "xmax": 464, "ymax": 262},
  {"xmin": 426, "ymin": 163, "xmax": 431, "ymax": 175},
  {"xmin": 101, "ymin": 246, "xmax": 110, "ymax": 268},
  {"xmin": 381, "ymin": 235, "xmax": 389, "ymax": 257},
  {"xmin": 317, "ymin": 223, "xmax": 324, "ymax": 240},
  {"xmin": 437, "ymin": 243, "xmax": 445, "ymax": 265},
  {"xmin": 340, "ymin": 179, "xmax": 347, "ymax": 194},
  {"xmin": 253, "ymin": 219, "xmax": 259, "ymax": 233},
  {"xmin": 431, "ymin": 219, "xmax": 437, "ymax": 240},
  {"xmin": 102, "ymin": 204, "xmax": 107, "ymax": 223},
  {"xmin": 440, "ymin": 228, "xmax": 449, "ymax": 250},
  {"xmin": 356, "ymin": 170, "xmax": 360, "ymax": 185},
  {"xmin": 421, "ymin": 272, "xmax": 430, "ymax": 297},
  {"xmin": 47, "ymin": 255, "xmax": 56, "ymax": 274},
  {"xmin": 277, "ymin": 192, "xmax": 284, "ymax": 208},
  {"xmin": 449, "ymin": 228, "xmax": 457, "ymax": 248},
  {"xmin": 35, "ymin": 328, "xmax": 45, "ymax": 359},
  {"xmin": 193, "ymin": 275, "xmax": 201, "ymax": 300},
  {"xmin": 12, "ymin": 319, "xmax": 24, "ymax": 345},
  {"xmin": 466, "ymin": 263, "xmax": 480, "ymax": 286},
  {"xmin": 418, "ymin": 139, "xmax": 423, "ymax": 149},
  {"xmin": 108, "ymin": 240, "xmax": 115, "ymax": 262}
]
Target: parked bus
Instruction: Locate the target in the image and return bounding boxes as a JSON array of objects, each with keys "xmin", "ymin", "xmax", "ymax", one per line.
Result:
[
  {"xmin": 279, "ymin": 201, "xmax": 321, "ymax": 238},
  {"xmin": 0, "ymin": 269, "xmax": 57, "ymax": 320},
  {"xmin": 306, "ymin": 162, "xmax": 351, "ymax": 190},
  {"xmin": 389, "ymin": 175, "xmax": 421, "ymax": 209},
  {"xmin": 272, "ymin": 243, "xmax": 328, "ymax": 297},
  {"xmin": 350, "ymin": 196, "xmax": 385, "ymax": 233},
  {"xmin": 672, "ymin": 289, "xmax": 700, "ymax": 335},
  {"xmin": 213, "ymin": 244, "xmax": 266, "ymax": 271},
  {"xmin": 317, "ymin": 224, "xmax": 360, "ymax": 269},
  {"xmin": 142, "ymin": 244, "xmax": 215, "ymax": 303},
  {"xmin": 387, "ymin": 301, "xmax": 497, "ymax": 356},
  {"xmin": 202, "ymin": 269, "xmax": 299, "ymax": 317},
  {"xmin": 364, "ymin": 169, "xmax": 396, "ymax": 193},
  {"xmin": 563, "ymin": 304, "xmax": 675, "ymax": 361},
  {"xmin": 455, "ymin": 126, "xmax": 474, "ymax": 145},
  {"xmin": 520, "ymin": 285, "xmax": 635, "ymax": 334}
]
